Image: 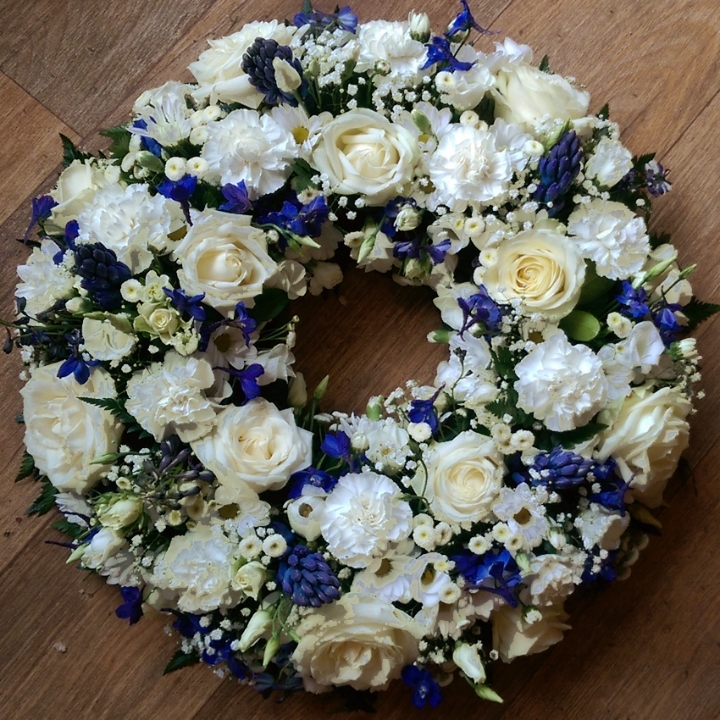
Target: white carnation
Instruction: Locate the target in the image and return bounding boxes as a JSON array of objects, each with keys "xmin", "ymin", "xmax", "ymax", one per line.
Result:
[
  {"xmin": 584, "ymin": 138, "xmax": 633, "ymax": 188},
  {"xmin": 81, "ymin": 316, "xmax": 137, "ymax": 361},
  {"xmin": 567, "ymin": 199, "xmax": 649, "ymax": 280},
  {"xmin": 320, "ymin": 472, "xmax": 413, "ymax": 568},
  {"xmin": 428, "ymin": 124, "xmax": 512, "ymax": 212},
  {"xmin": 125, "ymin": 351, "xmax": 217, "ymax": 442},
  {"xmin": 16, "ymin": 239, "xmax": 75, "ymax": 317},
  {"xmin": 76, "ymin": 183, "xmax": 183, "ymax": 273},
  {"xmin": 356, "ymin": 20, "xmax": 427, "ymax": 80},
  {"xmin": 514, "ymin": 331, "xmax": 608, "ymax": 432},
  {"xmin": 201, "ymin": 109, "xmax": 297, "ymax": 198}
]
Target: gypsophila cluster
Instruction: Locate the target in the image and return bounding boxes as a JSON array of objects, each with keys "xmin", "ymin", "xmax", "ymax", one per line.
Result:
[{"xmin": 6, "ymin": 0, "xmax": 717, "ymax": 709}]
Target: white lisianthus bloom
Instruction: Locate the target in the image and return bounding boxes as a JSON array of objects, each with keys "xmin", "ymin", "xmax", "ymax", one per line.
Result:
[
  {"xmin": 286, "ymin": 494, "xmax": 326, "ymax": 542},
  {"xmin": 320, "ymin": 472, "xmax": 413, "ymax": 568},
  {"xmin": 312, "ymin": 108, "xmax": 419, "ymax": 205},
  {"xmin": 49, "ymin": 158, "xmax": 115, "ymax": 227},
  {"xmin": 292, "ymin": 593, "xmax": 423, "ymax": 692},
  {"xmin": 308, "ymin": 261, "xmax": 343, "ymax": 295},
  {"xmin": 584, "ymin": 137, "xmax": 633, "ymax": 187},
  {"xmin": 189, "ymin": 21, "xmax": 296, "ymax": 106},
  {"xmin": 435, "ymin": 48, "xmax": 495, "ymax": 111},
  {"xmin": 131, "ymin": 81, "xmax": 195, "ymax": 146},
  {"xmin": 96, "ymin": 497, "xmax": 143, "ymax": 531},
  {"xmin": 408, "ymin": 552, "xmax": 454, "ymax": 607},
  {"xmin": 356, "ymin": 20, "xmax": 427, "ymax": 80},
  {"xmin": 428, "ymin": 123, "xmax": 512, "ymax": 212},
  {"xmin": 411, "ymin": 431, "xmax": 505, "ymax": 525},
  {"xmin": 76, "ymin": 183, "xmax": 184, "ymax": 273},
  {"xmin": 16, "ymin": 239, "xmax": 75, "ymax": 317},
  {"xmin": 192, "ymin": 398, "xmax": 313, "ymax": 494},
  {"xmin": 596, "ymin": 385, "xmax": 692, "ymax": 508},
  {"xmin": 643, "ymin": 244, "xmax": 693, "ymax": 305},
  {"xmin": 81, "ymin": 316, "xmax": 137, "ymax": 361},
  {"xmin": 172, "ymin": 209, "xmax": 277, "ymax": 312},
  {"xmin": 201, "ymin": 110, "xmax": 298, "ymax": 198},
  {"xmin": 433, "ymin": 282, "xmax": 478, "ymax": 330},
  {"xmin": 265, "ymin": 259, "xmax": 307, "ymax": 300},
  {"xmin": 481, "ymin": 227, "xmax": 586, "ymax": 319},
  {"xmin": 21, "ymin": 364, "xmax": 123, "ymax": 493},
  {"xmin": 575, "ymin": 504, "xmax": 630, "ymax": 551},
  {"xmin": 254, "ymin": 343, "xmax": 296, "ymax": 385},
  {"xmin": 492, "ymin": 62, "xmax": 590, "ymax": 134},
  {"xmin": 453, "ymin": 643, "xmax": 486, "ymax": 683},
  {"xmin": 614, "ymin": 320, "xmax": 665, "ymax": 376},
  {"xmin": 514, "ymin": 332, "xmax": 608, "ymax": 432},
  {"xmin": 125, "ymin": 351, "xmax": 217, "ymax": 443},
  {"xmin": 567, "ymin": 199, "xmax": 649, "ymax": 280},
  {"xmin": 80, "ymin": 527, "xmax": 126, "ymax": 570},
  {"xmin": 492, "ymin": 604, "xmax": 570, "ymax": 662},
  {"xmin": 151, "ymin": 524, "xmax": 238, "ymax": 613}
]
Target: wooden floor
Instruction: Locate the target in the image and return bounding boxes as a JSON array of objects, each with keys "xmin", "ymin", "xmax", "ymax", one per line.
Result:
[{"xmin": 1, "ymin": 0, "xmax": 719, "ymax": 718}]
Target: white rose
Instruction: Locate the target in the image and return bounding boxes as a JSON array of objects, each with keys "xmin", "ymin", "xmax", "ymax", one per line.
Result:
[
  {"xmin": 320, "ymin": 472, "xmax": 413, "ymax": 568},
  {"xmin": 312, "ymin": 108, "xmax": 419, "ymax": 204},
  {"xmin": 481, "ymin": 227, "xmax": 585, "ymax": 319},
  {"xmin": 453, "ymin": 643, "xmax": 486, "ymax": 683},
  {"xmin": 191, "ymin": 398, "xmax": 313, "ymax": 494},
  {"xmin": 411, "ymin": 431, "xmax": 505, "ymax": 525},
  {"xmin": 151, "ymin": 523, "xmax": 237, "ymax": 613},
  {"xmin": 514, "ymin": 332, "xmax": 608, "ymax": 432},
  {"xmin": 49, "ymin": 159, "xmax": 112, "ymax": 227},
  {"xmin": 188, "ymin": 21, "xmax": 297, "ymax": 107},
  {"xmin": 21, "ymin": 364, "xmax": 123, "ymax": 493},
  {"xmin": 172, "ymin": 209, "xmax": 277, "ymax": 312},
  {"xmin": 292, "ymin": 594, "xmax": 422, "ymax": 691},
  {"xmin": 80, "ymin": 527, "xmax": 126, "ymax": 570},
  {"xmin": 596, "ymin": 385, "xmax": 691, "ymax": 508},
  {"xmin": 584, "ymin": 138, "xmax": 633, "ymax": 187},
  {"xmin": 82, "ymin": 316, "xmax": 137, "ymax": 361},
  {"xmin": 231, "ymin": 560, "xmax": 267, "ymax": 600},
  {"xmin": 96, "ymin": 497, "xmax": 143, "ymax": 530},
  {"xmin": 492, "ymin": 604, "xmax": 570, "ymax": 662},
  {"xmin": 492, "ymin": 63, "xmax": 590, "ymax": 134}
]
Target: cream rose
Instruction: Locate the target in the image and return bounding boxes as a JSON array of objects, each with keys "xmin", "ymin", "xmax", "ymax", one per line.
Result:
[
  {"xmin": 312, "ymin": 108, "xmax": 419, "ymax": 204},
  {"xmin": 481, "ymin": 227, "xmax": 585, "ymax": 319},
  {"xmin": 231, "ymin": 561, "xmax": 267, "ymax": 600},
  {"xmin": 411, "ymin": 431, "xmax": 505, "ymax": 525},
  {"xmin": 21, "ymin": 364, "xmax": 123, "ymax": 493},
  {"xmin": 492, "ymin": 63, "xmax": 590, "ymax": 133},
  {"xmin": 492, "ymin": 604, "xmax": 570, "ymax": 662},
  {"xmin": 596, "ymin": 385, "xmax": 692, "ymax": 508},
  {"xmin": 191, "ymin": 398, "xmax": 313, "ymax": 494},
  {"xmin": 172, "ymin": 209, "xmax": 277, "ymax": 312},
  {"xmin": 292, "ymin": 594, "xmax": 423, "ymax": 691}
]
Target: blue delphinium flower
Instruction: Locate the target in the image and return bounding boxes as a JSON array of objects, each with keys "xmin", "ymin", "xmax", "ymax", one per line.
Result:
[
  {"xmin": 653, "ymin": 303, "xmax": 683, "ymax": 345},
  {"xmin": 258, "ymin": 194, "xmax": 328, "ymax": 247},
  {"xmin": 452, "ymin": 548, "xmax": 522, "ymax": 606},
  {"xmin": 163, "ymin": 287, "xmax": 206, "ymax": 322},
  {"xmin": 645, "ymin": 160, "xmax": 671, "ymax": 197},
  {"xmin": 131, "ymin": 119, "xmax": 163, "ymax": 157},
  {"xmin": 402, "ymin": 665, "xmax": 442, "ymax": 708},
  {"xmin": 57, "ymin": 329, "xmax": 100, "ymax": 384},
  {"xmin": 286, "ymin": 466, "xmax": 338, "ymax": 499},
  {"xmin": 219, "ymin": 181, "xmax": 252, "ymax": 214},
  {"xmin": 24, "ymin": 194, "xmax": 57, "ymax": 242},
  {"xmin": 616, "ymin": 280, "xmax": 650, "ymax": 320},
  {"xmin": 445, "ymin": 0, "xmax": 494, "ymax": 40},
  {"xmin": 115, "ymin": 586, "xmax": 144, "ymax": 625},
  {"xmin": 277, "ymin": 544, "xmax": 341, "ymax": 607},
  {"xmin": 458, "ymin": 286, "xmax": 503, "ymax": 336},
  {"xmin": 157, "ymin": 174, "xmax": 197, "ymax": 204},
  {"xmin": 408, "ymin": 387, "xmax": 443, "ymax": 435},
  {"xmin": 293, "ymin": 6, "xmax": 358, "ymax": 33},
  {"xmin": 320, "ymin": 430, "xmax": 352, "ymax": 461},
  {"xmin": 220, "ymin": 363, "xmax": 264, "ymax": 403},
  {"xmin": 198, "ymin": 301, "xmax": 258, "ymax": 352},
  {"xmin": 421, "ymin": 36, "xmax": 475, "ymax": 72},
  {"xmin": 582, "ymin": 549, "xmax": 618, "ymax": 584}
]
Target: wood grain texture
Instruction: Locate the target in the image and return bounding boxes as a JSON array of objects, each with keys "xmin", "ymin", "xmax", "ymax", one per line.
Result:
[{"xmin": 1, "ymin": 0, "xmax": 719, "ymax": 718}]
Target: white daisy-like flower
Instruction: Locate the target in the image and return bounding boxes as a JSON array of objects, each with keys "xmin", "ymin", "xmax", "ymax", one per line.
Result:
[
  {"xmin": 201, "ymin": 109, "xmax": 298, "ymax": 199},
  {"xmin": 262, "ymin": 534, "xmax": 288, "ymax": 558},
  {"xmin": 76, "ymin": 183, "xmax": 184, "ymax": 272},
  {"xmin": 514, "ymin": 331, "xmax": 608, "ymax": 432},
  {"xmin": 428, "ymin": 124, "xmax": 512, "ymax": 212},
  {"xmin": 16, "ymin": 239, "xmax": 75, "ymax": 317},
  {"xmin": 270, "ymin": 105, "xmax": 330, "ymax": 159},
  {"xmin": 125, "ymin": 351, "xmax": 218, "ymax": 442},
  {"xmin": 131, "ymin": 81, "xmax": 195, "ymax": 147},
  {"xmin": 320, "ymin": 472, "xmax": 413, "ymax": 568},
  {"xmin": 567, "ymin": 198, "xmax": 649, "ymax": 280},
  {"xmin": 351, "ymin": 540, "xmax": 416, "ymax": 603},
  {"xmin": 492, "ymin": 483, "xmax": 549, "ymax": 552},
  {"xmin": 238, "ymin": 534, "xmax": 262, "ymax": 559}
]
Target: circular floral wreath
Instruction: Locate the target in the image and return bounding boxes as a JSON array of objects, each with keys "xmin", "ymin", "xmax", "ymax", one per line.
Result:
[{"xmin": 7, "ymin": 0, "xmax": 717, "ymax": 709}]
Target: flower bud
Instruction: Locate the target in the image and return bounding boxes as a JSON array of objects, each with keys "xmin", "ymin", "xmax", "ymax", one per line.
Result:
[
  {"xmin": 97, "ymin": 496, "xmax": 143, "ymax": 530},
  {"xmin": 272, "ymin": 57, "xmax": 302, "ymax": 93},
  {"xmin": 238, "ymin": 609, "xmax": 273, "ymax": 652},
  {"xmin": 453, "ymin": 643, "xmax": 486, "ymax": 684},
  {"xmin": 288, "ymin": 372, "xmax": 308, "ymax": 409},
  {"xmin": 408, "ymin": 11, "xmax": 431, "ymax": 42}
]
